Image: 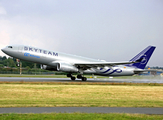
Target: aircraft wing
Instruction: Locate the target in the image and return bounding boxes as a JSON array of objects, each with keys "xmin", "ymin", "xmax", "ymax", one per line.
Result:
[{"xmin": 74, "ymin": 61, "xmax": 139, "ymax": 70}]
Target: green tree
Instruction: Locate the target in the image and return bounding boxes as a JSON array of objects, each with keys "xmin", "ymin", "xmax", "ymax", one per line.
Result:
[
  {"xmin": 3, "ymin": 58, "xmax": 16, "ymax": 67},
  {"xmin": 0, "ymin": 56, "xmax": 2, "ymax": 61},
  {"xmin": 8, "ymin": 58, "xmax": 16, "ymax": 67},
  {"xmin": 2, "ymin": 56, "xmax": 7, "ymax": 61}
]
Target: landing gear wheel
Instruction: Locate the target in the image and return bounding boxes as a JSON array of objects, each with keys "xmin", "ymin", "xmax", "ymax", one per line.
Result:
[
  {"xmin": 77, "ymin": 75, "xmax": 82, "ymax": 79},
  {"xmin": 82, "ymin": 77, "xmax": 87, "ymax": 81},
  {"xmin": 67, "ymin": 74, "xmax": 72, "ymax": 77},
  {"xmin": 71, "ymin": 76, "xmax": 76, "ymax": 81},
  {"xmin": 67, "ymin": 74, "xmax": 76, "ymax": 81}
]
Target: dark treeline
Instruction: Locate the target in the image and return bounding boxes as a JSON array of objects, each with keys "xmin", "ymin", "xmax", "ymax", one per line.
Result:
[
  {"xmin": 0, "ymin": 56, "xmax": 40, "ymax": 68},
  {"xmin": 0, "ymin": 56, "xmax": 65, "ymax": 75},
  {"xmin": 146, "ymin": 66, "xmax": 163, "ymax": 70},
  {"xmin": 0, "ymin": 56, "xmax": 58, "ymax": 74}
]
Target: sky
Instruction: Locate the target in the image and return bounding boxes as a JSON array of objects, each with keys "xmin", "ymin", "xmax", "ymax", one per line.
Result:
[{"xmin": 0, "ymin": 0, "xmax": 163, "ymax": 67}]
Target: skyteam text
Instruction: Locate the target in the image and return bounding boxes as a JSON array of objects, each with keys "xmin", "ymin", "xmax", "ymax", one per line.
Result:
[{"xmin": 24, "ymin": 46, "xmax": 58, "ymax": 56}]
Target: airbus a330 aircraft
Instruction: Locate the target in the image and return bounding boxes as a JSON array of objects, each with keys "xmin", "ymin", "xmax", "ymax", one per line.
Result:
[{"xmin": 1, "ymin": 45, "xmax": 155, "ymax": 81}]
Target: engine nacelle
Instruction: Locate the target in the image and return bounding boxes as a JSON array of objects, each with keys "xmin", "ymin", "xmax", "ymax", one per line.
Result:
[
  {"xmin": 41, "ymin": 62, "xmax": 78, "ymax": 73},
  {"xmin": 57, "ymin": 62, "xmax": 78, "ymax": 72},
  {"xmin": 41, "ymin": 65, "xmax": 58, "ymax": 71}
]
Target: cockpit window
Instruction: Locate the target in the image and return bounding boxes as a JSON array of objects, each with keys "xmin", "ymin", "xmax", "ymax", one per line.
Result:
[{"xmin": 8, "ymin": 46, "xmax": 13, "ymax": 48}]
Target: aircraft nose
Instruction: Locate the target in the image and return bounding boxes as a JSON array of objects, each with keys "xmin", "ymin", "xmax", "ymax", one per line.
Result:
[
  {"xmin": 1, "ymin": 47, "xmax": 8, "ymax": 54},
  {"xmin": 1, "ymin": 48, "xmax": 5, "ymax": 52}
]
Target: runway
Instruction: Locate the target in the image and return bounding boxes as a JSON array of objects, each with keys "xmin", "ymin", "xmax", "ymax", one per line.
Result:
[
  {"xmin": 0, "ymin": 76, "xmax": 163, "ymax": 83},
  {"xmin": 0, "ymin": 107, "xmax": 163, "ymax": 114}
]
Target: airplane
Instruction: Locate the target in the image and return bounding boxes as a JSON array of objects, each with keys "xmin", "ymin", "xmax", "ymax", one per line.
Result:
[{"xmin": 1, "ymin": 45, "xmax": 155, "ymax": 81}]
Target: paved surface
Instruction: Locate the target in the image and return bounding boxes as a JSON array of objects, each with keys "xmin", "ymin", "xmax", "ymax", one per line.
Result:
[
  {"xmin": 0, "ymin": 77, "xmax": 163, "ymax": 83},
  {"xmin": 0, "ymin": 107, "xmax": 163, "ymax": 114}
]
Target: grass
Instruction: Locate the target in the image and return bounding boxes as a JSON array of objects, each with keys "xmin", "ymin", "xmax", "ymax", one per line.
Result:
[
  {"xmin": 0, "ymin": 113, "xmax": 163, "ymax": 120},
  {"xmin": 0, "ymin": 84, "xmax": 163, "ymax": 107},
  {"xmin": 0, "ymin": 75, "xmax": 162, "ymax": 119},
  {"xmin": 0, "ymin": 81, "xmax": 162, "ymax": 86}
]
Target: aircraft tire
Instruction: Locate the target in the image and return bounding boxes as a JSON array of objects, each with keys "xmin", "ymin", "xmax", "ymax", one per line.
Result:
[
  {"xmin": 82, "ymin": 77, "xmax": 87, "ymax": 81},
  {"xmin": 77, "ymin": 75, "xmax": 82, "ymax": 79},
  {"xmin": 67, "ymin": 74, "xmax": 72, "ymax": 77},
  {"xmin": 71, "ymin": 76, "xmax": 76, "ymax": 81}
]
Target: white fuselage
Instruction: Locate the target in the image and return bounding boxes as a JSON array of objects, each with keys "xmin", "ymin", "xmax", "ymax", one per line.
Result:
[{"xmin": 2, "ymin": 45, "xmax": 136, "ymax": 76}]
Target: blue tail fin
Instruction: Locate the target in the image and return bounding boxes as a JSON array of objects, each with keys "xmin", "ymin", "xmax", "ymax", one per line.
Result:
[{"xmin": 127, "ymin": 46, "xmax": 156, "ymax": 69}]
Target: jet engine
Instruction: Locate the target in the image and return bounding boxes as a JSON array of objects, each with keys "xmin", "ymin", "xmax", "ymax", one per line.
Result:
[
  {"xmin": 41, "ymin": 62, "xmax": 78, "ymax": 73},
  {"xmin": 57, "ymin": 62, "xmax": 78, "ymax": 72},
  {"xmin": 41, "ymin": 65, "xmax": 58, "ymax": 71}
]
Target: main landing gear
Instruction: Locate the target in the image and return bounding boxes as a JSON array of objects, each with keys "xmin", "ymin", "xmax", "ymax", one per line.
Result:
[
  {"xmin": 67, "ymin": 74, "xmax": 87, "ymax": 81},
  {"xmin": 77, "ymin": 75, "xmax": 87, "ymax": 81},
  {"xmin": 67, "ymin": 74, "xmax": 76, "ymax": 81}
]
